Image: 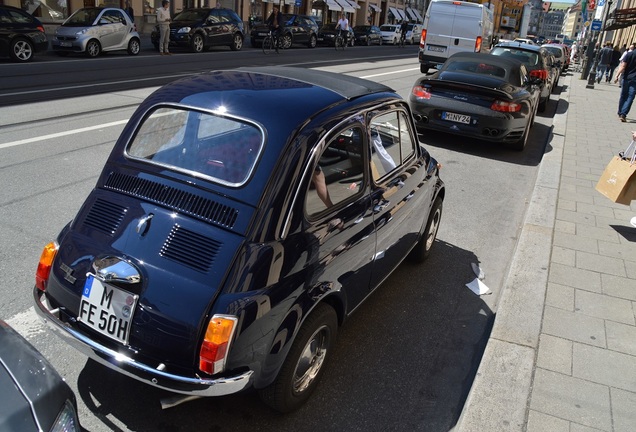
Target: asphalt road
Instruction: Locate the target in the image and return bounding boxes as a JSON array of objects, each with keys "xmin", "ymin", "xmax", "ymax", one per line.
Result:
[{"xmin": 0, "ymin": 47, "xmax": 560, "ymax": 431}]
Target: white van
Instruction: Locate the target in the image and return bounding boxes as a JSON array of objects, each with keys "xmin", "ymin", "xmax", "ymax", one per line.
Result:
[{"xmin": 419, "ymin": 0, "xmax": 494, "ymax": 73}]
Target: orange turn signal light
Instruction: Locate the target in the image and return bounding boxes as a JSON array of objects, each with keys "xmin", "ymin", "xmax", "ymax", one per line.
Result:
[
  {"xmin": 35, "ymin": 242, "xmax": 58, "ymax": 291},
  {"xmin": 199, "ymin": 315, "xmax": 237, "ymax": 375}
]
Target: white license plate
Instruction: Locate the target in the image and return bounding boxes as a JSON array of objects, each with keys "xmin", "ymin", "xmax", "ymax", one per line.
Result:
[
  {"xmin": 427, "ymin": 45, "xmax": 446, "ymax": 53},
  {"xmin": 258, "ymin": 32, "xmax": 268, "ymax": 36},
  {"xmin": 442, "ymin": 111, "xmax": 471, "ymax": 124},
  {"xmin": 79, "ymin": 275, "xmax": 138, "ymax": 345},
  {"xmin": 60, "ymin": 41, "xmax": 72, "ymax": 47}
]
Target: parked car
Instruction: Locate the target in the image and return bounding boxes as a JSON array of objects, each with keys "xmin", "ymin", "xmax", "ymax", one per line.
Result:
[
  {"xmin": 250, "ymin": 14, "xmax": 318, "ymax": 49},
  {"xmin": 0, "ymin": 5, "xmax": 48, "ymax": 62},
  {"xmin": 316, "ymin": 23, "xmax": 354, "ymax": 47},
  {"xmin": 34, "ymin": 66, "xmax": 445, "ymax": 413},
  {"xmin": 353, "ymin": 25, "xmax": 382, "ymax": 45},
  {"xmin": 380, "ymin": 24, "xmax": 402, "ymax": 45},
  {"xmin": 51, "ymin": 7, "xmax": 140, "ymax": 57},
  {"xmin": 490, "ymin": 42, "xmax": 558, "ymax": 112},
  {"xmin": 406, "ymin": 23, "xmax": 421, "ymax": 44},
  {"xmin": 0, "ymin": 319, "xmax": 81, "ymax": 431},
  {"xmin": 150, "ymin": 8, "xmax": 244, "ymax": 53},
  {"xmin": 514, "ymin": 38, "xmax": 536, "ymax": 45},
  {"xmin": 409, "ymin": 52, "xmax": 541, "ymax": 151},
  {"xmin": 542, "ymin": 43, "xmax": 569, "ymax": 73}
]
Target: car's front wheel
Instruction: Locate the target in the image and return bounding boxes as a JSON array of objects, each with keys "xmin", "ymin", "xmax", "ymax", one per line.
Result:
[
  {"xmin": 9, "ymin": 37, "xmax": 34, "ymax": 62},
  {"xmin": 191, "ymin": 33, "xmax": 204, "ymax": 53},
  {"xmin": 409, "ymin": 197, "xmax": 442, "ymax": 262},
  {"xmin": 258, "ymin": 303, "xmax": 337, "ymax": 413},
  {"xmin": 85, "ymin": 40, "xmax": 101, "ymax": 57},
  {"xmin": 230, "ymin": 33, "xmax": 243, "ymax": 51},
  {"xmin": 281, "ymin": 34, "xmax": 292, "ymax": 49},
  {"xmin": 127, "ymin": 38, "xmax": 140, "ymax": 55}
]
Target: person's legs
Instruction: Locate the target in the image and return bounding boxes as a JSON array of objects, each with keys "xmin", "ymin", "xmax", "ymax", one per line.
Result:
[{"xmin": 619, "ymin": 79, "xmax": 636, "ymax": 120}]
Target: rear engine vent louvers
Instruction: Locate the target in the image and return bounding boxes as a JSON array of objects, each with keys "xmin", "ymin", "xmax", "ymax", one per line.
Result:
[
  {"xmin": 161, "ymin": 224, "xmax": 221, "ymax": 272},
  {"xmin": 104, "ymin": 172, "xmax": 238, "ymax": 229},
  {"xmin": 84, "ymin": 199, "xmax": 127, "ymax": 236}
]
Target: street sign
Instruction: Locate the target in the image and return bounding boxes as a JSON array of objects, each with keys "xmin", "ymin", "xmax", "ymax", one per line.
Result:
[{"xmin": 591, "ymin": 19, "xmax": 602, "ymax": 31}]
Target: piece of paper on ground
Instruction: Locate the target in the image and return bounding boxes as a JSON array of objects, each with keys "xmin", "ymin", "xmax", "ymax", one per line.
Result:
[{"xmin": 466, "ymin": 278, "xmax": 490, "ymax": 295}]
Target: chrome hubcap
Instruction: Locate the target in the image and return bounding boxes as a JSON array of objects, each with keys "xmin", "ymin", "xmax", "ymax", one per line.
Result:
[{"xmin": 292, "ymin": 326, "xmax": 329, "ymax": 394}]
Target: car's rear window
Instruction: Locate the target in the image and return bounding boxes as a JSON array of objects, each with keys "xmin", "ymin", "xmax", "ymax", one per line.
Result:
[
  {"xmin": 444, "ymin": 60, "xmax": 508, "ymax": 78},
  {"xmin": 127, "ymin": 106, "xmax": 263, "ymax": 187},
  {"xmin": 491, "ymin": 48, "xmax": 540, "ymax": 67},
  {"xmin": 543, "ymin": 47, "xmax": 563, "ymax": 57}
]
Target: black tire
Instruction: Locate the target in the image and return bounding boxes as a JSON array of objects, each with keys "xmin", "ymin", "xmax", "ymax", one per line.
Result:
[
  {"xmin": 262, "ymin": 36, "xmax": 273, "ymax": 54},
  {"xmin": 153, "ymin": 42, "xmax": 159, "ymax": 51},
  {"xmin": 190, "ymin": 33, "xmax": 204, "ymax": 53},
  {"xmin": 127, "ymin": 38, "xmax": 140, "ymax": 55},
  {"xmin": 408, "ymin": 197, "xmax": 443, "ymax": 263},
  {"xmin": 258, "ymin": 303, "xmax": 338, "ymax": 413},
  {"xmin": 307, "ymin": 34, "xmax": 317, "ymax": 48},
  {"xmin": 379, "ymin": 38, "xmax": 382, "ymax": 46},
  {"xmin": 366, "ymin": 38, "xmax": 371, "ymax": 46},
  {"xmin": 9, "ymin": 37, "xmax": 34, "ymax": 62},
  {"xmin": 86, "ymin": 40, "xmax": 101, "ymax": 57},
  {"xmin": 508, "ymin": 116, "xmax": 532, "ymax": 151},
  {"xmin": 538, "ymin": 97, "xmax": 547, "ymax": 112},
  {"xmin": 420, "ymin": 63, "xmax": 430, "ymax": 74},
  {"xmin": 230, "ymin": 33, "xmax": 243, "ymax": 51}
]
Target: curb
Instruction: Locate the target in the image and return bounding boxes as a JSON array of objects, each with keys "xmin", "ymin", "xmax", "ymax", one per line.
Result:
[{"xmin": 455, "ymin": 73, "xmax": 571, "ymax": 431}]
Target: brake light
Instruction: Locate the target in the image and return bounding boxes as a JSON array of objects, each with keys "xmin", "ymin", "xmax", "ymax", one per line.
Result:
[
  {"xmin": 530, "ymin": 69, "xmax": 549, "ymax": 80},
  {"xmin": 412, "ymin": 85, "xmax": 432, "ymax": 99},
  {"xmin": 35, "ymin": 242, "xmax": 58, "ymax": 291},
  {"xmin": 199, "ymin": 315, "xmax": 237, "ymax": 375},
  {"xmin": 37, "ymin": 25, "xmax": 45, "ymax": 33},
  {"xmin": 420, "ymin": 29, "xmax": 427, "ymax": 48},
  {"xmin": 491, "ymin": 100, "xmax": 521, "ymax": 112},
  {"xmin": 475, "ymin": 36, "xmax": 482, "ymax": 52}
]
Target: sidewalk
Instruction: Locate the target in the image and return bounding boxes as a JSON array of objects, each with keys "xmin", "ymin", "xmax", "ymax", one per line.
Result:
[{"xmin": 457, "ymin": 73, "xmax": 636, "ymax": 431}]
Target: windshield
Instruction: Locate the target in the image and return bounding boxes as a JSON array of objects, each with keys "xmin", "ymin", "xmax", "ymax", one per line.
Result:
[
  {"xmin": 173, "ymin": 9, "xmax": 209, "ymax": 21},
  {"xmin": 64, "ymin": 8, "xmax": 101, "ymax": 26},
  {"xmin": 127, "ymin": 106, "xmax": 264, "ymax": 187},
  {"xmin": 380, "ymin": 25, "xmax": 396, "ymax": 31}
]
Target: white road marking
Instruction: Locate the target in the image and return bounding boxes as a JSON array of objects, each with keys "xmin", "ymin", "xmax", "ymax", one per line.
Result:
[{"xmin": 0, "ymin": 120, "xmax": 127, "ymax": 149}]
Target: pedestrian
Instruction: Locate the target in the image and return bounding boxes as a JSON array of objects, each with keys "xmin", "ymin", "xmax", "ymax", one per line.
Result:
[
  {"xmin": 596, "ymin": 41, "xmax": 613, "ymax": 83},
  {"xmin": 608, "ymin": 44, "xmax": 621, "ymax": 82},
  {"xmin": 156, "ymin": 0, "xmax": 171, "ymax": 55},
  {"xmin": 124, "ymin": 0, "xmax": 134, "ymax": 21},
  {"xmin": 614, "ymin": 47, "xmax": 636, "ymax": 121}
]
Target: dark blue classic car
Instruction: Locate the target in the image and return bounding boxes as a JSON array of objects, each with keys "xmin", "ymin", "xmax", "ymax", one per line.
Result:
[{"xmin": 34, "ymin": 67, "xmax": 445, "ymax": 412}]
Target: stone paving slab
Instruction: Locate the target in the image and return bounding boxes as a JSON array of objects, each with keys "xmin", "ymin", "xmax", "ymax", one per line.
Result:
[{"xmin": 456, "ymin": 73, "xmax": 636, "ymax": 432}]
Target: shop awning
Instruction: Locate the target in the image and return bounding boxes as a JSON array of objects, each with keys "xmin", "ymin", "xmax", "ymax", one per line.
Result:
[
  {"xmin": 389, "ymin": 7, "xmax": 406, "ymax": 21},
  {"xmin": 413, "ymin": 8, "xmax": 423, "ymax": 21},
  {"xmin": 335, "ymin": 0, "xmax": 355, "ymax": 13},
  {"xmin": 324, "ymin": 0, "xmax": 342, "ymax": 11},
  {"xmin": 605, "ymin": 7, "xmax": 636, "ymax": 30},
  {"xmin": 369, "ymin": 3, "xmax": 381, "ymax": 12},
  {"xmin": 343, "ymin": 0, "xmax": 360, "ymax": 9},
  {"xmin": 406, "ymin": 7, "xmax": 417, "ymax": 21}
]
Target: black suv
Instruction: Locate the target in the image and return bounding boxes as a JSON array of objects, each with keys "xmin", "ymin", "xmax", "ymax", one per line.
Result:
[
  {"xmin": 151, "ymin": 8, "xmax": 244, "ymax": 53},
  {"xmin": 250, "ymin": 14, "xmax": 318, "ymax": 49},
  {"xmin": 0, "ymin": 5, "xmax": 49, "ymax": 62}
]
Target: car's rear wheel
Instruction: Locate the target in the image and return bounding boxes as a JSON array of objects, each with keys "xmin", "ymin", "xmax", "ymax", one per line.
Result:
[
  {"xmin": 420, "ymin": 63, "xmax": 430, "ymax": 74},
  {"xmin": 127, "ymin": 38, "xmax": 140, "ymax": 55},
  {"xmin": 258, "ymin": 303, "xmax": 337, "ymax": 413},
  {"xmin": 379, "ymin": 38, "xmax": 382, "ymax": 45},
  {"xmin": 509, "ymin": 115, "xmax": 532, "ymax": 151},
  {"xmin": 307, "ymin": 34, "xmax": 317, "ymax": 48},
  {"xmin": 366, "ymin": 38, "xmax": 371, "ymax": 46},
  {"xmin": 230, "ymin": 33, "xmax": 243, "ymax": 51},
  {"xmin": 86, "ymin": 40, "xmax": 101, "ymax": 57},
  {"xmin": 9, "ymin": 37, "xmax": 34, "ymax": 62},
  {"xmin": 408, "ymin": 197, "xmax": 443, "ymax": 263},
  {"xmin": 538, "ymin": 96, "xmax": 547, "ymax": 112},
  {"xmin": 191, "ymin": 33, "xmax": 204, "ymax": 53}
]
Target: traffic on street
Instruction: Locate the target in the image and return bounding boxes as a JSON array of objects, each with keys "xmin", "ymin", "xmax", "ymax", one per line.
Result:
[{"xmin": 1, "ymin": 41, "xmax": 562, "ymax": 431}]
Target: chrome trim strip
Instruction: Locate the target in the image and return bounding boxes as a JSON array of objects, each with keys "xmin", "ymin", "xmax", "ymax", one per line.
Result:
[{"xmin": 33, "ymin": 288, "xmax": 253, "ymax": 397}]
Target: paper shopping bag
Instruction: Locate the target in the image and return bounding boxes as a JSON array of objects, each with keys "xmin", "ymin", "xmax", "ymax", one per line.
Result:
[{"xmin": 595, "ymin": 156, "xmax": 636, "ymax": 205}]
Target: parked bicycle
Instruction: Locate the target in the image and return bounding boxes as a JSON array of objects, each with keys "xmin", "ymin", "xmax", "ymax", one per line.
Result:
[
  {"xmin": 262, "ymin": 30, "xmax": 280, "ymax": 54},
  {"xmin": 334, "ymin": 29, "xmax": 347, "ymax": 51}
]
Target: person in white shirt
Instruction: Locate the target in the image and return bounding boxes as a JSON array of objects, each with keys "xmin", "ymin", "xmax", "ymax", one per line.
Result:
[
  {"xmin": 156, "ymin": 0, "xmax": 171, "ymax": 55},
  {"xmin": 335, "ymin": 12, "xmax": 349, "ymax": 45}
]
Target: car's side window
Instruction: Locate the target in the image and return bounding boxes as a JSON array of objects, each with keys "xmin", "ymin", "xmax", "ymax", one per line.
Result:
[
  {"xmin": 305, "ymin": 126, "xmax": 365, "ymax": 216},
  {"xmin": 369, "ymin": 111, "xmax": 415, "ymax": 181},
  {"xmin": 208, "ymin": 11, "xmax": 221, "ymax": 24},
  {"xmin": 102, "ymin": 10, "xmax": 125, "ymax": 24}
]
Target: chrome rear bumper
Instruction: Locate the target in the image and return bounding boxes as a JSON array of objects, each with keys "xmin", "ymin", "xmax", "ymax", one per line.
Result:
[{"xmin": 33, "ymin": 287, "xmax": 253, "ymax": 397}]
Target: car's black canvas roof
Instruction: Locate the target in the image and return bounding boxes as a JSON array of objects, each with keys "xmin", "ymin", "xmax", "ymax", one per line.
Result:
[{"xmin": 236, "ymin": 66, "xmax": 394, "ymax": 100}]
